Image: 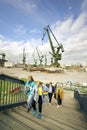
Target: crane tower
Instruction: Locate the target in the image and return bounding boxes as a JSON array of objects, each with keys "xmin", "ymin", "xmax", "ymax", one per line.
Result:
[
  {"xmin": 42, "ymin": 25, "xmax": 64, "ymax": 67},
  {"xmin": 23, "ymin": 48, "xmax": 26, "ymax": 65}
]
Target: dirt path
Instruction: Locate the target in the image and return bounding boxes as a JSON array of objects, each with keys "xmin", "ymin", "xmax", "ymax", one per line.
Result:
[{"xmin": 0, "ymin": 67, "xmax": 87, "ymax": 84}]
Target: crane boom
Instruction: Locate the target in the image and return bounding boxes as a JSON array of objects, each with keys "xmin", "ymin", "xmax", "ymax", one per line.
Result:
[
  {"xmin": 42, "ymin": 25, "xmax": 64, "ymax": 67},
  {"xmin": 32, "ymin": 51, "xmax": 37, "ymax": 65},
  {"xmin": 42, "ymin": 26, "xmax": 55, "ymax": 55},
  {"xmin": 47, "ymin": 25, "xmax": 60, "ymax": 46},
  {"xmin": 36, "ymin": 47, "xmax": 44, "ymax": 65}
]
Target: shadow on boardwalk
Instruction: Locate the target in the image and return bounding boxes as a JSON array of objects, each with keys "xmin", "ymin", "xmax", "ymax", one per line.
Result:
[{"xmin": 0, "ymin": 90, "xmax": 87, "ymax": 130}]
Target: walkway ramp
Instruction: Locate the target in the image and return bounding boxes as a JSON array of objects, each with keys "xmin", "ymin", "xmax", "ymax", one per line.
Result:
[{"xmin": 0, "ymin": 90, "xmax": 87, "ymax": 130}]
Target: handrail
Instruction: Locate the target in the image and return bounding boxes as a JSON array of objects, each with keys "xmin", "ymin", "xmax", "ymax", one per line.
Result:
[
  {"xmin": 74, "ymin": 89, "xmax": 87, "ymax": 118},
  {"xmin": 0, "ymin": 74, "xmax": 27, "ymax": 111}
]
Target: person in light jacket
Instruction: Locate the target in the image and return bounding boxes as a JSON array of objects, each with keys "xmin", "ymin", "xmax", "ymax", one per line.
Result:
[
  {"xmin": 32, "ymin": 81, "xmax": 43, "ymax": 119},
  {"xmin": 55, "ymin": 83, "xmax": 64, "ymax": 108},
  {"xmin": 24, "ymin": 75, "xmax": 35, "ymax": 112}
]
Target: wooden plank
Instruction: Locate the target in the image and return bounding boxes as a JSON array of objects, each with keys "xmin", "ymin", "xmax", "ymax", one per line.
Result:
[
  {"xmin": 42, "ymin": 107, "xmax": 87, "ymax": 130},
  {"xmin": 0, "ymin": 111, "xmax": 32, "ymax": 130},
  {"xmin": 0, "ymin": 121, "xmax": 12, "ymax": 130},
  {"xmin": 12, "ymin": 107, "xmax": 61, "ymax": 130},
  {"xmin": 16, "ymin": 106, "xmax": 81, "ymax": 130},
  {"xmin": 7, "ymin": 110, "xmax": 49, "ymax": 130},
  {"xmin": 0, "ymin": 90, "xmax": 87, "ymax": 130}
]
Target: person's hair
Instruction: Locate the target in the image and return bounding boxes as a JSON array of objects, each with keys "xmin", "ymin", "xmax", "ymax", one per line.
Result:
[
  {"xmin": 28, "ymin": 75, "xmax": 34, "ymax": 81},
  {"xmin": 57, "ymin": 82, "xmax": 62, "ymax": 88},
  {"xmin": 37, "ymin": 81, "xmax": 43, "ymax": 87}
]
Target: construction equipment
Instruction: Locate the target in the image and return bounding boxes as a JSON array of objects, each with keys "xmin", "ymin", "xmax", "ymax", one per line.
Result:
[
  {"xmin": 32, "ymin": 51, "xmax": 37, "ymax": 66},
  {"xmin": 42, "ymin": 25, "xmax": 64, "ymax": 67},
  {"xmin": 44, "ymin": 55, "xmax": 47, "ymax": 66},
  {"xmin": 36, "ymin": 47, "xmax": 44, "ymax": 66},
  {"xmin": 23, "ymin": 48, "xmax": 26, "ymax": 65}
]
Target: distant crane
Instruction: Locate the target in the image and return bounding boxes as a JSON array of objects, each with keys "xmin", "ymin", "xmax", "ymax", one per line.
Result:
[
  {"xmin": 36, "ymin": 47, "xmax": 44, "ymax": 66},
  {"xmin": 42, "ymin": 25, "xmax": 64, "ymax": 67},
  {"xmin": 44, "ymin": 55, "xmax": 47, "ymax": 66},
  {"xmin": 32, "ymin": 51, "xmax": 37, "ymax": 66},
  {"xmin": 23, "ymin": 48, "xmax": 26, "ymax": 65}
]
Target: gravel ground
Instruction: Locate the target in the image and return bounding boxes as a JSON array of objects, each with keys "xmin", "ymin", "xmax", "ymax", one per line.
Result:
[{"xmin": 0, "ymin": 67, "xmax": 87, "ymax": 84}]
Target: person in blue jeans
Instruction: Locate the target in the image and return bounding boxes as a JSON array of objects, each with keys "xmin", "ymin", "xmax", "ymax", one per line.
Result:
[
  {"xmin": 24, "ymin": 75, "xmax": 35, "ymax": 112},
  {"xmin": 48, "ymin": 82, "xmax": 55, "ymax": 105},
  {"xmin": 32, "ymin": 81, "xmax": 43, "ymax": 119}
]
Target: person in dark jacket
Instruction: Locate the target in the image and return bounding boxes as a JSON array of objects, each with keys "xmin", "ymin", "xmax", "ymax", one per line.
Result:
[{"xmin": 48, "ymin": 82, "xmax": 54, "ymax": 105}]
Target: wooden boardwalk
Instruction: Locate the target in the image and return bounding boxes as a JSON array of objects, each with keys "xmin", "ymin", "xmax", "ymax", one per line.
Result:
[{"xmin": 0, "ymin": 90, "xmax": 87, "ymax": 130}]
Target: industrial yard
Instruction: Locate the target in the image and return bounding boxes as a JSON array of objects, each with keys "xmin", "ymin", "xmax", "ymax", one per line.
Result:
[
  {"xmin": 0, "ymin": 67, "xmax": 87, "ymax": 85},
  {"xmin": 0, "ymin": 25, "xmax": 87, "ymax": 86},
  {"xmin": 0, "ymin": 1, "xmax": 87, "ymax": 130}
]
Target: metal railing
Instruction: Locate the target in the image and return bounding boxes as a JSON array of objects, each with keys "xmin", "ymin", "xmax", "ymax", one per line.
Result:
[
  {"xmin": 0, "ymin": 74, "xmax": 27, "ymax": 111},
  {"xmin": 74, "ymin": 89, "xmax": 87, "ymax": 118}
]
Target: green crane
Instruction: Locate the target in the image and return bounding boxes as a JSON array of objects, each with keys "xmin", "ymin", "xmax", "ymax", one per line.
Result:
[
  {"xmin": 32, "ymin": 51, "xmax": 37, "ymax": 66},
  {"xmin": 42, "ymin": 25, "xmax": 64, "ymax": 67},
  {"xmin": 44, "ymin": 55, "xmax": 47, "ymax": 66},
  {"xmin": 23, "ymin": 48, "xmax": 26, "ymax": 65},
  {"xmin": 36, "ymin": 47, "xmax": 44, "ymax": 66}
]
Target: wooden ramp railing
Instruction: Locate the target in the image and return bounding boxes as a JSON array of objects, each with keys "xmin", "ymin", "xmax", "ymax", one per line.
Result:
[
  {"xmin": 0, "ymin": 74, "xmax": 27, "ymax": 111},
  {"xmin": 0, "ymin": 90, "xmax": 87, "ymax": 130}
]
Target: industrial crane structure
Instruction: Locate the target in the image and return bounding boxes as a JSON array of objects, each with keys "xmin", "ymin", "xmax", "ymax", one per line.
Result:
[
  {"xmin": 23, "ymin": 48, "xmax": 26, "ymax": 65},
  {"xmin": 36, "ymin": 47, "xmax": 44, "ymax": 66},
  {"xmin": 44, "ymin": 55, "xmax": 47, "ymax": 66},
  {"xmin": 42, "ymin": 25, "xmax": 64, "ymax": 67},
  {"xmin": 32, "ymin": 51, "xmax": 37, "ymax": 66}
]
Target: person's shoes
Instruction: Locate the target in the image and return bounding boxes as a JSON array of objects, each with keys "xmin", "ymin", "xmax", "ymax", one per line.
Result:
[
  {"xmin": 27, "ymin": 105, "xmax": 32, "ymax": 112},
  {"xmin": 38, "ymin": 113, "xmax": 42, "ymax": 119},
  {"xmin": 57, "ymin": 105, "xmax": 59, "ymax": 108},
  {"xmin": 27, "ymin": 108, "xmax": 30, "ymax": 112},
  {"xmin": 33, "ymin": 109, "xmax": 37, "ymax": 116}
]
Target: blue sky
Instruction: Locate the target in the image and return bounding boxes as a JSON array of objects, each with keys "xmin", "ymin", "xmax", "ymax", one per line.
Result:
[{"xmin": 0, "ymin": 0, "xmax": 87, "ymax": 65}]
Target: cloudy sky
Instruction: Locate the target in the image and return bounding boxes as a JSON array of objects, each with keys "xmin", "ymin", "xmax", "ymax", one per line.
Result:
[{"xmin": 0, "ymin": 0, "xmax": 87, "ymax": 65}]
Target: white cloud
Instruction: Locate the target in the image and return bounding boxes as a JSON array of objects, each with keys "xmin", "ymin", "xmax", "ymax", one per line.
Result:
[
  {"xmin": 30, "ymin": 28, "xmax": 41, "ymax": 34},
  {"xmin": 0, "ymin": 0, "xmax": 87, "ymax": 65},
  {"xmin": 0, "ymin": 7, "xmax": 87, "ymax": 65},
  {"xmin": 0, "ymin": 34, "xmax": 5, "ymax": 40},
  {"xmin": 71, "ymin": 12, "xmax": 87, "ymax": 33},
  {"xmin": 0, "ymin": 37, "xmax": 45, "ymax": 64},
  {"xmin": 6, "ymin": 0, "xmax": 37, "ymax": 14},
  {"xmin": 81, "ymin": 0, "xmax": 87, "ymax": 12},
  {"xmin": 14, "ymin": 24, "xmax": 26, "ymax": 35},
  {"xmin": 50, "ymin": 3, "xmax": 87, "ymax": 65}
]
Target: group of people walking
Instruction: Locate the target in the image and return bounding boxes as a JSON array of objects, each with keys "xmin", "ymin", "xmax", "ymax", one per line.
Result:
[{"xmin": 24, "ymin": 75, "xmax": 64, "ymax": 119}]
